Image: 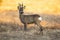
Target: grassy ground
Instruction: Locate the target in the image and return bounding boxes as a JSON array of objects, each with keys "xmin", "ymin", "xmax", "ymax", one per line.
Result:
[
  {"xmin": 0, "ymin": 23, "xmax": 60, "ymax": 40},
  {"xmin": 0, "ymin": 10, "xmax": 60, "ymax": 40}
]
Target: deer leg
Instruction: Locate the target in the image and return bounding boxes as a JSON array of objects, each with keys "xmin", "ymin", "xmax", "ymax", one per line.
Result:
[
  {"xmin": 39, "ymin": 24, "xmax": 43, "ymax": 32},
  {"xmin": 24, "ymin": 23, "xmax": 27, "ymax": 31},
  {"xmin": 35, "ymin": 20, "xmax": 43, "ymax": 35},
  {"xmin": 39, "ymin": 24, "xmax": 43, "ymax": 35}
]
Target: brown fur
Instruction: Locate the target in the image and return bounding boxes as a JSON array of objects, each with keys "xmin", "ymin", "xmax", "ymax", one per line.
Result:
[{"xmin": 17, "ymin": 3, "xmax": 43, "ymax": 34}]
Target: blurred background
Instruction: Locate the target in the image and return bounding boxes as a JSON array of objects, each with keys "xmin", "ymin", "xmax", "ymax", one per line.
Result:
[{"xmin": 0, "ymin": 0, "xmax": 60, "ymax": 28}]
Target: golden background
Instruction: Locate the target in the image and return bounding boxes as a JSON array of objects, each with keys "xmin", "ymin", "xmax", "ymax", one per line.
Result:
[
  {"xmin": 0, "ymin": 0, "xmax": 60, "ymax": 28},
  {"xmin": 0, "ymin": 0, "xmax": 60, "ymax": 15}
]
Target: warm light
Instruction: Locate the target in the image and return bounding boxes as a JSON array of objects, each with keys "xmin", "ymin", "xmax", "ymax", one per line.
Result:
[{"xmin": 0, "ymin": 0, "xmax": 60, "ymax": 15}]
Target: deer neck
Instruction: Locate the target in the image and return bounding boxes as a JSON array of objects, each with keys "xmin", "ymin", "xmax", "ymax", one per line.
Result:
[{"xmin": 20, "ymin": 14, "xmax": 23, "ymax": 18}]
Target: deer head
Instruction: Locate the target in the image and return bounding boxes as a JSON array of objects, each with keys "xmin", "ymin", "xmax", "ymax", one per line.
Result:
[{"xmin": 18, "ymin": 3, "xmax": 26, "ymax": 14}]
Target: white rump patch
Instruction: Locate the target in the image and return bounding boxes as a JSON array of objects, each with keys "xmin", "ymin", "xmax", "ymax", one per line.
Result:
[{"xmin": 38, "ymin": 17, "xmax": 42, "ymax": 21}]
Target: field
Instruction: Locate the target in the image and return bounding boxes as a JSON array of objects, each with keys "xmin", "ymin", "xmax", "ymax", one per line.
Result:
[{"xmin": 0, "ymin": 10, "xmax": 60, "ymax": 40}]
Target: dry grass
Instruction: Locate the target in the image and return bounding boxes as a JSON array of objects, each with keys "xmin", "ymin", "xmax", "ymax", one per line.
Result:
[
  {"xmin": 0, "ymin": 10, "xmax": 60, "ymax": 29},
  {"xmin": 0, "ymin": 10, "xmax": 60, "ymax": 40}
]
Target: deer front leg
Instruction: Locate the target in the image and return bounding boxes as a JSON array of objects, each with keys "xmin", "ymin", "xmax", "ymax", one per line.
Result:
[{"xmin": 24, "ymin": 23, "xmax": 27, "ymax": 31}]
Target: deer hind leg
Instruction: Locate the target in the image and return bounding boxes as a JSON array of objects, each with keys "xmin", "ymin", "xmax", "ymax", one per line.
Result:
[
  {"xmin": 35, "ymin": 20, "xmax": 43, "ymax": 35},
  {"xmin": 24, "ymin": 23, "xmax": 27, "ymax": 31}
]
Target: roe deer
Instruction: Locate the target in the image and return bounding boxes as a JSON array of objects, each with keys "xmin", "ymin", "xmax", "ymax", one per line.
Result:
[{"xmin": 17, "ymin": 3, "xmax": 43, "ymax": 34}]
